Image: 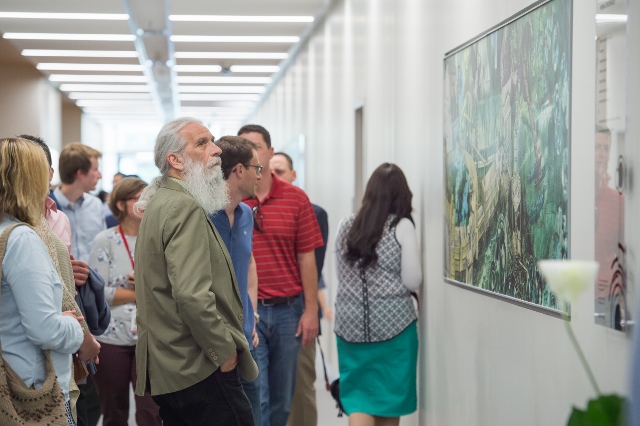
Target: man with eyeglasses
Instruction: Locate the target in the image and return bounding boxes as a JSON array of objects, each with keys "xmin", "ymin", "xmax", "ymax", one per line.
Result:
[
  {"xmin": 238, "ymin": 124, "xmax": 324, "ymax": 426},
  {"xmin": 209, "ymin": 136, "xmax": 263, "ymax": 426}
]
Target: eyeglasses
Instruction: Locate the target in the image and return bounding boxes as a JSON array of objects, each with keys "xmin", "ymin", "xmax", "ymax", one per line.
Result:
[
  {"xmin": 244, "ymin": 164, "xmax": 263, "ymax": 175},
  {"xmin": 252, "ymin": 205, "xmax": 264, "ymax": 232}
]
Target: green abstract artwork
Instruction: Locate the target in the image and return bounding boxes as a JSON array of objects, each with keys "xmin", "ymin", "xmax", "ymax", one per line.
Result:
[{"xmin": 443, "ymin": 0, "xmax": 571, "ymax": 311}]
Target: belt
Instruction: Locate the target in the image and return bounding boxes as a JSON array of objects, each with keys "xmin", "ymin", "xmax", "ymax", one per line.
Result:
[{"xmin": 260, "ymin": 295, "xmax": 299, "ymax": 306}]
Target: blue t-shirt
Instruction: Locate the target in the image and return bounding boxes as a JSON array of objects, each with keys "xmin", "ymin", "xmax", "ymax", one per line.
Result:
[{"xmin": 209, "ymin": 203, "xmax": 255, "ymax": 349}]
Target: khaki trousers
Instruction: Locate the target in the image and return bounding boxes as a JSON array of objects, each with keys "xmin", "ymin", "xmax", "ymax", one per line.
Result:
[{"xmin": 288, "ymin": 342, "xmax": 317, "ymax": 426}]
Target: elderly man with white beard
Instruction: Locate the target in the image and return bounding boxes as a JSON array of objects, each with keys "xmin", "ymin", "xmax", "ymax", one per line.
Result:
[{"xmin": 133, "ymin": 117, "xmax": 258, "ymax": 426}]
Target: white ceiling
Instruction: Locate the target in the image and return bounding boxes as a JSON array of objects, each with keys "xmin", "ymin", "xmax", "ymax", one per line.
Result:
[{"xmin": 0, "ymin": 0, "xmax": 327, "ymax": 126}]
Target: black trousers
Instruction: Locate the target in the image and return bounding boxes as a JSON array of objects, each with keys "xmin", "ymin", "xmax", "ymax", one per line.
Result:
[
  {"xmin": 76, "ymin": 375, "xmax": 101, "ymax": 426},
  {"xmin": 152, "ymin": 368, "xmax": 254, "ymax": 426}
]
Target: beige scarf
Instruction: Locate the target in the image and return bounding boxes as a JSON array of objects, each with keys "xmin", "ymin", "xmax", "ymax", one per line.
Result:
[{"xmin": 34, "ymin": 217, "xmax": 91, "ymax": 419}]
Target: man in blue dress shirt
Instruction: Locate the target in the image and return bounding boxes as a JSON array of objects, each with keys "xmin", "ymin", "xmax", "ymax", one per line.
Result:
[
  {"xmin": 53, "ymin": 141, "xmax": 106, "ymax": 426},
  {"xmin": 54, "ymin": 142, "xmax": 106, "ymax": 263},
  {"xmin": 209, "ymin": 135, "xmax": 263, "ymax": 426}
]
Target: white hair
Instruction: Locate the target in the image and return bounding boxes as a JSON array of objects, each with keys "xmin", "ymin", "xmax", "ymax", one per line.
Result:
[
  {"xmin": 155, "ymin": 117, "xmax": 202, "ymax": 175},
  {"xmin": 134, "ymin": 117, "xmax": 203, "ymax": 214},
  {"xmin": 181, "ymin": 155, "xmax": 229, "ymax": 215}
]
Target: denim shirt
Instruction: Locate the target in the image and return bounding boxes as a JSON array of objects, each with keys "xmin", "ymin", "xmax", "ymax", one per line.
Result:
[
  {"xmin": 53, "ymin": 188, "xmax": 106, "ymax": 262},
  {"xmin": 209, "ymin": 203, "xmax": 255, "ymax": 349},
  {"xmin": 0, "ymin": 216, "xmax": 84, "ymax": 399}
]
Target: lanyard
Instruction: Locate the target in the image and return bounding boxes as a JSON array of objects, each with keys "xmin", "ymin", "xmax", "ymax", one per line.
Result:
[{"xmin": 118, "ymin": 225, "xmax": 134, "ymax": 270}]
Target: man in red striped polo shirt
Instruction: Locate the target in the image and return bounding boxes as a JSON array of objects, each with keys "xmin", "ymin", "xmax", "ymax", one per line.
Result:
[{"xmin": 239, "ymin": 124, "xmax": 324, "ymax": 426}]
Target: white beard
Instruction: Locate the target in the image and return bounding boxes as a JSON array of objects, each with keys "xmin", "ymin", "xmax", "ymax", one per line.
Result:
[{"xmin": 182, "ymin": 155, "xmax": 230, "ymax": 215}]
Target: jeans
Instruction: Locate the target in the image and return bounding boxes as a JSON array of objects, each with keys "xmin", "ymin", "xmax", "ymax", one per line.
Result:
[
  {"xmin": 241, "ymin": 349, "xmax": 262, "ymax": 426},
  {"xmin": 152, "ymin": 368, "xmax": 254, "ymax": 426},
  {"xmin": 255, "ymin": 294, "xmax": 303, "ymax": 426},
  {"xmin": 76, "ymin": 375, "xmax": 101, "ymax": 426}
]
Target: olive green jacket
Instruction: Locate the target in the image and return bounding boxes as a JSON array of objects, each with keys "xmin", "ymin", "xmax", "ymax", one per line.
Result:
[{"xmin": 134, "ymin": 178, "xmax": 258, "ymax": 396}]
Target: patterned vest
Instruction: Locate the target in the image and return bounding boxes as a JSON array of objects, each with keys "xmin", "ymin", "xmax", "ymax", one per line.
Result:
[{"xmin": 334, "ymin": 214, "xmax": 417, "ymax": 343}]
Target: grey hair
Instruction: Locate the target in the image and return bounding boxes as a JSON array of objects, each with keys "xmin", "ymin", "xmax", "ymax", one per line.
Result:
[
  {"xmin": 155, "ymin": 117, "xmax": 203, "ymax": 176},
  {"xmin": 134, "ymin": 117, "xmax": 203, "ymax": 214}
]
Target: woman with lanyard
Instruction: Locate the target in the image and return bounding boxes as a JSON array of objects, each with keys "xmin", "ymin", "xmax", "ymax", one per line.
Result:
[{"xmin": 89, "ymin": 177, "xmax": 161, "ymax": 426}]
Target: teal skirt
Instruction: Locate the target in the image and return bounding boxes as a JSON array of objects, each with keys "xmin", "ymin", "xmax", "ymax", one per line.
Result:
[{"xmin": 336, "ymin": 321, "xmax": 418, "ymax": 417}]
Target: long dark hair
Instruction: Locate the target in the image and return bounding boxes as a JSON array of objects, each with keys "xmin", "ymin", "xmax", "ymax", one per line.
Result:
[{"xmin": 345, "ymin": 163, "xmax": 413, "ymax": 268}]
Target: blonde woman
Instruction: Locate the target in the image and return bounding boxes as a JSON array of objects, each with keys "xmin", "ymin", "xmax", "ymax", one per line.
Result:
[
  {"xmin": 89, "ymin": 177, "xmax": 161, "ymax": 426},
  {"xmin": 0, "ymin": 137, "xmax": 85, "ymax": 426}
]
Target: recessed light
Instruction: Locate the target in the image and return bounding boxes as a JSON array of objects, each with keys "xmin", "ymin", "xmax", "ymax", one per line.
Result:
[
  {"xmin": 174, "ymin": 65, "xmax": 223, "ymax": 72},
  {"xmin": 0, "ymin": 12, "xmax": 129, "ymax": 20},
  {"xmin": 76, "ymin": 100, "xmax": 155, "ymax": 111},
  {"xmin": 4, "ymin": 33, "xmax": 136, "ymax": 41},
  {"xmin": 181, "ymin": 107, "xmax": 254, "ymax": 112},
  {"xmin": 169, "ymin": 15, "xmax": 313, "ymax": 23},
  {"xmin": 38, "ymin": 63, "xmax": 144, "ymax": 72},
  {"xmin": 50, "ymin": 75, "xmax": 148, "ymax": 83},
  {"xmin": 59, "ymin": 84, "xmax": 150, "ymax": 92},
  {"xmin": 177, "ymin": 76, "xmax": 271, "ymax": 84},
  {"xmin": 178, "ymin": 87, "xmax": 265, "ymax": 94},
  {"xmin": 171, "ymin": 35, "xmax": 299, "ymax": 43},
  {"xmin": 229, "ymin": 65, "xmax": 280, "ymax": 73},
  {"xmin": 174, "ymin": 52, "xmax": 287, "ymax": 59},
  {"xmin": 179, "ymin": 94, "xmax": 260, "ymax": 101},
  {"xmin": 67, "ymin": 92, "xmax": 152, "ymax": 100},
  {"xmin": 22, "ymin": 49, "xmax": 138, "ymax": 57}
]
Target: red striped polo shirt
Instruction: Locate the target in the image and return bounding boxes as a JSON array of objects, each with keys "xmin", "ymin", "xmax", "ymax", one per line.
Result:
[{"xmin": 243, "ymin": 173, "xmax": 324, "ymax": 299}]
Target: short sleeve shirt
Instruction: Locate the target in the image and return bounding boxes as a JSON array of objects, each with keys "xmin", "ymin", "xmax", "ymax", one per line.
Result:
[
  {"xmin": 209, "ymin": 203, "xmax": 255, "ymax": 349},
  {"xmin": 243, "ymin": 173, "xmax": 324, "ymax": 299}
]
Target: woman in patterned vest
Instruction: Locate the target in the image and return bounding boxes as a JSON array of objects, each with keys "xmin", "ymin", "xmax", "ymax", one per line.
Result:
[{"xmin": 334, "ymin": 163, "xmax": 422, "ymax": 426}]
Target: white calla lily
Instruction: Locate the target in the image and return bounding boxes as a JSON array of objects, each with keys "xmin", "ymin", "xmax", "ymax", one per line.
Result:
[{"xmin": 537, "ymin": 260, "xmax": 599, "ymax": 303}]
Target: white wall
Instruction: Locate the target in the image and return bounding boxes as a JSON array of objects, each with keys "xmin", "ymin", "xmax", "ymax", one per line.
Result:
[{"xmin": 248, "ymin": 0, "xmax": 638, "ymax": 425}]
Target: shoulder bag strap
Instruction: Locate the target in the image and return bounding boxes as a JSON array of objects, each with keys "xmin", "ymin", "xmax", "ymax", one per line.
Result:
[{"xmin": 0, "ymin": 223, "xmax": 28, "ymax": 300}]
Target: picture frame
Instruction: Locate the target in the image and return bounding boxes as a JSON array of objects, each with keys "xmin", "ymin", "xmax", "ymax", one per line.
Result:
[{"xmin": 443, "ymin": 0, "xmax": 572, "ymax": 315}]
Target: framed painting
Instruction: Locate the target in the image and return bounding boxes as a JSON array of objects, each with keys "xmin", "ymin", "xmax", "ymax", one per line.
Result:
[{"xmin": 443, "ymin": 0, "xmax": 572, "ymax": 314}]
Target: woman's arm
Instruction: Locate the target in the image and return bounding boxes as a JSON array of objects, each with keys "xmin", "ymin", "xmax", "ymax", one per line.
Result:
[
  {"xmin": 5, "ymin": 228, "xmax": 83, "ymax": 354},
  {"xmin": 395, "ymin": 218, "xmax": 423, "ymax": 291},
  {"xmin": 88, "ymin": 230, "xmax": 120, "ymax": 305}
]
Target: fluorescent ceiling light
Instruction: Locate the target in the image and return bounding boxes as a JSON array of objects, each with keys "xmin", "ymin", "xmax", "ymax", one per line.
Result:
[
  {"xmin": 230, "ymin": 65, "xmax": 280, "ymax": 73},
  {"xmin": 177, "ymin": 76, "xmax": 271, "ymax": 84},
  {"xmin": 50, "ymin": 74, "xmax": 147, "ymax": 83},
  {"xmin": 38, "ymin": 63, "xmax": 144, "ymax": 71},
  {"xmin": 59, "ymin": 84, "xmax": 149, "ymax": 92},
  {"xmin": 68, "ymin": 92, "xmax": 152, "ymax": 100},
  {"xmin": 179, "ymin": 87, "xmax": 264, "ymax": 94},
  {"xmin": 81, "ymin": 108, "xmax": 157, "ymax": 112},
  {"xmin": 76, "ymin": 100, "xmax": 155, "ymax": 107},
  {"xmin": 179, "ymin": 94, "xmax": 260, "ymax": 101},
  {"xmin": 81, "ymin": 107, "xmax": 158, "ymax": 112},
  {"xmin": 4, "ymin": 33, "xmax": 135, "ymax": 41},
  {"xmin": 181, "ymin": 106, "xmax": 253, "ymax": 110},
  {"xmin": 22, "ymin": 49, "xmax": 138, "ymax": 57},
  {"xmin": 0, "ymin": 12, "xmax": 128, "ymax": 20},
  {"xmin": 171, "ymin": 35, "xmax": 299, "ymax": 43},
  {"xmin": 175, "ymin": 52, "xmax": 287, "ymax": 59},
  {"xmin": 174, "ymin": 65, "xmax": 223, "ymax": 72},
  {"xmin": 595, "ymin": 14, "xmax": 627, "ymax": 23},
  {"xmin": 169, "ymin": 15, "xmax": 313, "ymax": 23}
]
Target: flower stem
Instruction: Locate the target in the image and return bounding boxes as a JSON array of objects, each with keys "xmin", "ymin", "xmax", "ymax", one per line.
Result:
[{"xmin": 564, "ymin": 316, "xmax": 601, "ymax": 396}]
